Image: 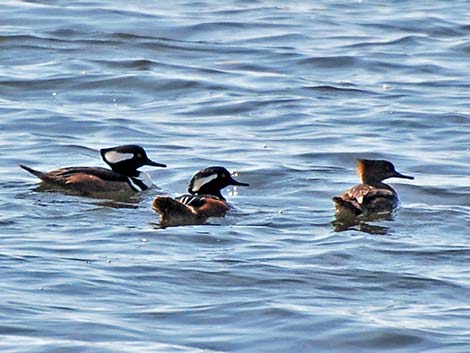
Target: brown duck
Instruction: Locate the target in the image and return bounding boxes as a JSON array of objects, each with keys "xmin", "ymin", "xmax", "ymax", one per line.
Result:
[{"xmin": 333, "ymin": 159, "xmax": 414, "ymax": 220}]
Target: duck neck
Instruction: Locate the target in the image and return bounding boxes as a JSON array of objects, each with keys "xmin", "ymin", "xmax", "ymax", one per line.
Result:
[
  {"xmin": 111, "ymin": 165, "xmax": 139, "ymax": 177},
  {"xmin": 362, "ymin": 177, "xmax": 395, "ymax": 193}
]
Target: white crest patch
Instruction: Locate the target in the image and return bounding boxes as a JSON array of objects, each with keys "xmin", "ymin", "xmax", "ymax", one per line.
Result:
[
  {"xmin": 191, "ymin": 173, "xmax": 218, "ymax": 192},
  {"xmin": 104, "ymin": 151, "xmax": 134, "ymax": 164}
]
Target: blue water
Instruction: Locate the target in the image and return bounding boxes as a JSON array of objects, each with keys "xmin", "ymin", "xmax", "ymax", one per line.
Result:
[{"xmin": 1, "ymin": 1, "xmax": 469, "ymax": 352}]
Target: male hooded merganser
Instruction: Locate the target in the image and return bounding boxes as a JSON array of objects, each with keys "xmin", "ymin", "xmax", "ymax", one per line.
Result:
[
  {"xmin": 152, "ymin": 166, "xmax": 249, "ymax": 226},
  {"xmin": 19, "ymin": 145, "xmax": 166, "ymax": 195},
  {"xmin": 333, "ymin": 159, "xmax": 414, "ymax": 220}
]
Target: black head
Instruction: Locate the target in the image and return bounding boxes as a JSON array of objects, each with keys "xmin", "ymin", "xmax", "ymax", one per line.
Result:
[
  {"xmin": 100, "ymin": 145, "xmax": 166, "ymax": 176},
  {"xmin": 188, "ymin": 166, "xmax": 249, "ymax": 200}
]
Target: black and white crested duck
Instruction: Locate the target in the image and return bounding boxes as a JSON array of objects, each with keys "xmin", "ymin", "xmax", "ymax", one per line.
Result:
[
  {"xmin": 152, "ymin": 166, "xmax": 249, "ymax": 226},
  {"xmin": 20, "ymin": 144, "xmax": 166, "ymax": 195}
]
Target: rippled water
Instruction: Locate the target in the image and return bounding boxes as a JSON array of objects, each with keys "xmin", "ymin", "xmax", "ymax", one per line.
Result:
[{"xmin": 1, "ymin": 1, "xmax": 469, "ymax": 352}]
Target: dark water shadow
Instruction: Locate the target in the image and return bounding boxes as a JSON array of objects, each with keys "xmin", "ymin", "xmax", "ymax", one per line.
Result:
[
  {"xmin": 332, "ymin": 219, "xmax": 390, "ymax": 235},
  {"xmin": 151, "ymin": 217, "xmax": 228, "ymax": 230},
  {"xmin": 332, "ymin": 212, "xmax": 394, "ymax": 235},
  {"xmin": 31, "ymin": 183, "xmax": 143, "ymax": 209}
]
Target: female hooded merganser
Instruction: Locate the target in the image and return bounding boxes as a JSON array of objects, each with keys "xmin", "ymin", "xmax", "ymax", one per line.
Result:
[
  {"xmin": 19, "ymin": 145, "xmax": 166, "ymax": 195},
  {"xmin": 333, "ymin": 159, "xmax": 414, "ymax": 221},
  {"xmin": 152, "ymin": 166, "xmax": 249, "ymax": 226}
]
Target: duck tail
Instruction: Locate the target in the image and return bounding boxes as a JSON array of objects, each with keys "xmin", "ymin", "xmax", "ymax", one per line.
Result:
[
  {"xmin": 332, "ymin": 196, "xmax": 363, "ymax": 220},
  {"xmin": 152, "ymin": 196, "xmax": 200, "ymax": 226},
  {"xmin": 19, "ymin": 164, "xmax": 46, "ymax": 180}
]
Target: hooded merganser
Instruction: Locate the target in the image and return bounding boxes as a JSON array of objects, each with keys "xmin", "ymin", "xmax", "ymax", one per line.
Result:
[
  {"xmin": 333, "ymin": 159, "xmax": 414, "ymax": 220},
  {"xmin": 19, "ymin": 145, "xmax": 166, "ymax": 195},
  {"xmin": 152, "ymin": 166, "xmax": 249, "ymax": 226}
]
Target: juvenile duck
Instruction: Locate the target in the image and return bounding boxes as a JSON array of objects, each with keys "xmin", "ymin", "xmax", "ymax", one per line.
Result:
[
  {"xmin": 152, "ymin": 166, "xmax": 249, "ymax": 226},
  {"xmin": 333, "ymin": 159, "xmax": 414, "ymax": 220},
  {"xmin": 20, "ymin": 145, "xmax": 166, "ymax": 195}
]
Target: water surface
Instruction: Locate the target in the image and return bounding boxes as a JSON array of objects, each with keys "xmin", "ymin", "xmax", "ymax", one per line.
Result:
[{"xmin": 1, "ymin": 1, "xmax": 469, "ymax": 352}]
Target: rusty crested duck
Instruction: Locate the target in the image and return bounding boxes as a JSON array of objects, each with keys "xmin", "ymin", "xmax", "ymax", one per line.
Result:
[{"xmin": 333, "ymin": 159, "xmax": 414, "ymax": 220}]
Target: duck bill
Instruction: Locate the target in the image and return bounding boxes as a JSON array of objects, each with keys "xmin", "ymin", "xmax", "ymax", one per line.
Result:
[
  {"xmin": 393, "ymin": 171, "xmax": 414, "ymax": 180},
  {"xmin": 146, "ymin": 159, "xmax": 167, "ymax": 168},
  {"xmin": 229, "ymin": 176, "xmax": 249, "ymax": 187}
]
